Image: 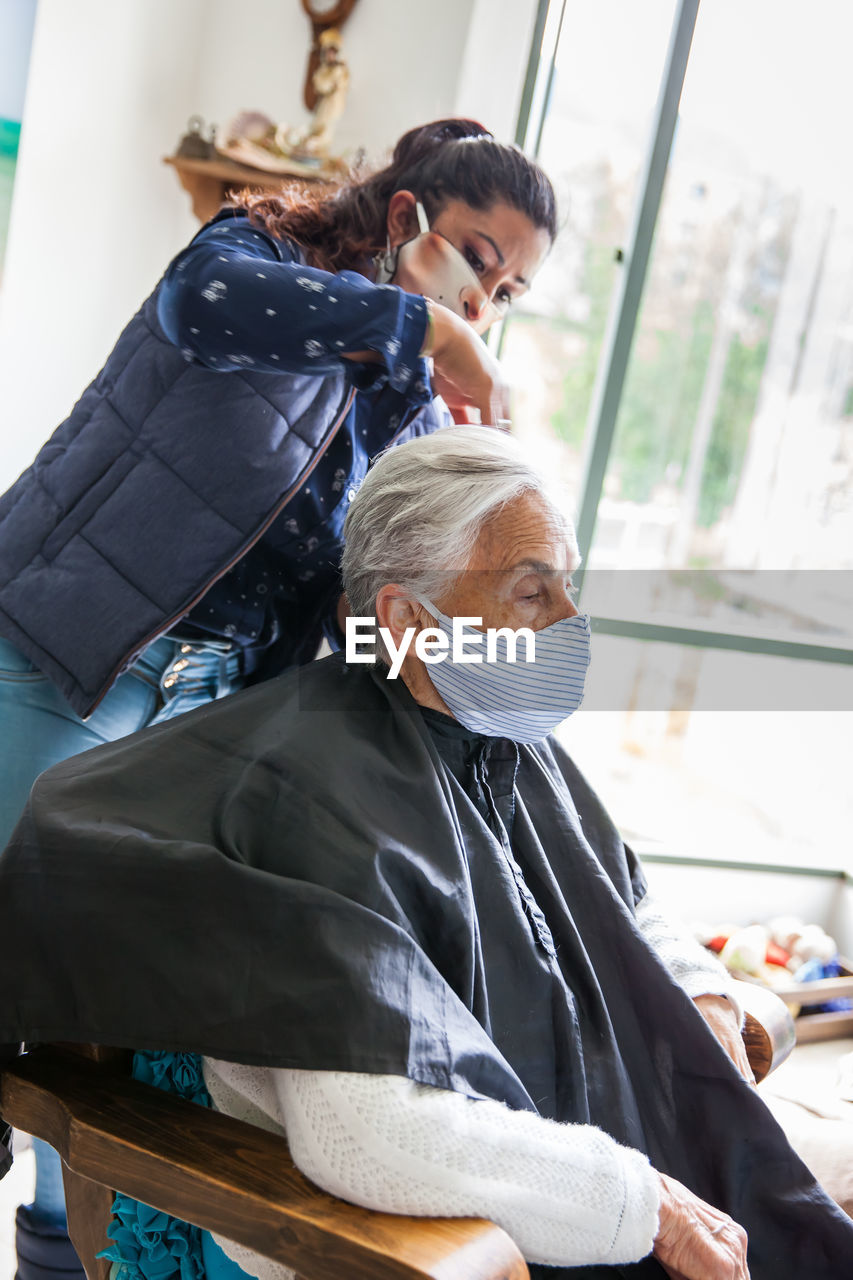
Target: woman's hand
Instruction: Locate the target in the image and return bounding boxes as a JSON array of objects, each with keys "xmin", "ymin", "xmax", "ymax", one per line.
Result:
[
  {"xmin": 653, "ymin": 1172, "xmax": 750, "ymax": 1280},
  {"xmin": 426, "ymin": 301, "xmax": 510, "ymax": 426},
  {"xmin": 693, "ymin": 995, "xmax": 755, "ymax": 1084}
]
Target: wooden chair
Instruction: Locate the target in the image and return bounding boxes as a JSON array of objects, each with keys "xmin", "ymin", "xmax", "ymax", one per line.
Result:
[{"xmin": 0, "ymin": 980, "xmax": 794, "ymax": 1280}]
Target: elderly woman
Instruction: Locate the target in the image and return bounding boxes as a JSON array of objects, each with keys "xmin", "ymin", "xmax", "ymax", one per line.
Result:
[{"xmin": 1, "ymin": 428, "xmax": 851, "ymax": 1280}]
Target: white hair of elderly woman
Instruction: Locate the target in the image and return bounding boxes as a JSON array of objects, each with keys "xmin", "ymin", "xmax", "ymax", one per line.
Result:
[{"xmin": 341, "ymin": 425, "xmax": 577, "ymax": 624}]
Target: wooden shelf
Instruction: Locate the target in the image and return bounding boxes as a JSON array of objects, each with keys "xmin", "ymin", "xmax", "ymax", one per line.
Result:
[
  {"xmin": 794, "ymin": 1010, "xmax": 853, "ymax": 1043},
  {"xmin": 164, "ymin": 153, "xmax": 334, "ymax": 222}
]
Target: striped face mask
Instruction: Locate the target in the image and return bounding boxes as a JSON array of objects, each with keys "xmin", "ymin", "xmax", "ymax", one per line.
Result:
[{"xmin": 417, "ymin": 600, "xmax": 592, "ymax": 743}]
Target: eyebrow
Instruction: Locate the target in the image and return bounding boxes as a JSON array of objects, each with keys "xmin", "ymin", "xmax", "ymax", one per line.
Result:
[
  {"xmin": 511, "ymin": 559, "xmax": 569, "ymax": 575},
  {"xmin": 474, "ymin": 230, "xmax": 530, "ymax": 290},
  {"xmin": 473, "ymin": 230, "xmax": 505, "ymax": 267}
]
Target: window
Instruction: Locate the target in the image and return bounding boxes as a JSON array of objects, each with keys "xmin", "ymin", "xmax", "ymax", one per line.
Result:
[{"xmin": 510, "ymin": 0, "xmax": 853, "ymax": 871}]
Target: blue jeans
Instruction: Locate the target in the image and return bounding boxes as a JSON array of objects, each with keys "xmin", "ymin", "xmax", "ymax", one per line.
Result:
[
  {"xmin": 0, "ymin": 634, "xmax": 245, "ymax": 849},
  {"xmin": 0, "ymin": 633, "xmax": 246, "ymax": 1231}
]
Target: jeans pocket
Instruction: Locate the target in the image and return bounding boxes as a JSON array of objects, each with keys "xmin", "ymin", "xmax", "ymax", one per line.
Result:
[{"xmin": 0, "ymin": 638, "xmax": 47, "ymax": 682}]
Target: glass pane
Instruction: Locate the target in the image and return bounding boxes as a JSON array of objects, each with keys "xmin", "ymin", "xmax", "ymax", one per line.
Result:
[
  {"xmin": 502, "ymin": 0, "xmax": 677, "ymax": 496},
  {"xmin": 557, "ymin": 638, "xmax": 853, "ymax": 872},
  {"xmin": 586, "ymin": 0, "xmax": 853, "ymax": 589},
  {"xmin": 519, "ymin": 0, "xmax": 853, "ymax": 873},
  {"xmin": 581, "ymin": 568, "xmax": 853, "ymax": 651}
]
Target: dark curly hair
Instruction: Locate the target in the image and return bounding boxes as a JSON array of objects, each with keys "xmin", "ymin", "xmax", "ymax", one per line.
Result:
[{"xmin": 230, "ymin": 118, "xmax": 557, "ymax": 272}]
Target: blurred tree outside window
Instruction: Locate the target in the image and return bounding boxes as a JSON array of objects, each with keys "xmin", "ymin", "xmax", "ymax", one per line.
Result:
[{"xmin": 507, "ymin": 0, "xmax": 853, "ymax": 872}]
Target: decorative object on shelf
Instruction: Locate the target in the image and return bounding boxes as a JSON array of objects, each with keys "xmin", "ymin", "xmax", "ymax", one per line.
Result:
[
  {"xmin": 697, "ymin": 915, "xmax": 853, "ymax": 1043},
  {"xmin": 288, "ymin": 24, "xmax": 351, "ymax": 158},
  {"xmin": 299, "ymin": 0, "xmax": 358, "ymax": 111},
  {"xmin": 165, "ymin": 2, "xmax": 360, "ymax": 220},
  {"xmin": 174, "ymin": 114, "xmax": 217, "ymax": 162},
  {"xmin": 164, "ymin": 120, "xmax": 339, "ymax": 223},
  {"xmin": 216, "ymin": 22, "xmax": 351, "ymax": 171}
]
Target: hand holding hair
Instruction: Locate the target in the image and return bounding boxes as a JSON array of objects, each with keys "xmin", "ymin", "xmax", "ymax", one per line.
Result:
[{"xmin": 425, "ymin": 300, "xmax": 511, "ymax": 426}]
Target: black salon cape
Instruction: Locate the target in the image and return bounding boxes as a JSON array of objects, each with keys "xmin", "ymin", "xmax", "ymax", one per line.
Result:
[{"xmin": 0, "ymin": 654, "xmax": 850, "ymax": 1277}]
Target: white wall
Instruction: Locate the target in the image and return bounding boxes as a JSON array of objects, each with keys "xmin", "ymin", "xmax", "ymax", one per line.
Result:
[
  {"xmin": 193, "ymin": 0, "xmax": 477, "ymax": 158},
  {"xmin": 0, "ymin": 0, "xmax": 538, "ymax": 489},
  {"xmin": 0, "ymin": 0, "xmax": 204, "ymax": 481},
  {"xmin": 453, "ymin": 0, "xmax": 540, "ymax": 141}
]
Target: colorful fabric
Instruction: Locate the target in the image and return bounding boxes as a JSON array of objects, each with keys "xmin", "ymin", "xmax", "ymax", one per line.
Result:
[{"xmin": 98, "ymin": 1052, "xmax": 209, "ymax": 1280}]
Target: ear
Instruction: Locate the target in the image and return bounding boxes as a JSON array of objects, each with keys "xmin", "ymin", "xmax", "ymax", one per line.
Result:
[
  {"xmin": 385, "ymin": 190, "xmax": 420, "ymax": 249},
  {"xmin": 375, "ymin": 583, "xmax": 428, "ymax": 642}
]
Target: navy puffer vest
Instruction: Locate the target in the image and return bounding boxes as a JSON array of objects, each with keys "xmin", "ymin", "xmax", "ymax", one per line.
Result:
[{"xmin": 0, "ymin": 283, "xmax": 441, "ymax": 716}]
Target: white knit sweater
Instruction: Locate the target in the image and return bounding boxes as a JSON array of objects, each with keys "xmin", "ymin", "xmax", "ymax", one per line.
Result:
[{"xmin": 202, "ymin": 891, "xmax": 735, "ymax": 1279}]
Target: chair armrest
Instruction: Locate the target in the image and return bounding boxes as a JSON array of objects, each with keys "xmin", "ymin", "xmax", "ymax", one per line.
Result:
[
  {"xmin": 0, "ymin": 1046, "xmax": 527, "ymax": 1280},
  {"xmin": 732, "ymin": 979, "xmax": 796, "ymax": 1082}
]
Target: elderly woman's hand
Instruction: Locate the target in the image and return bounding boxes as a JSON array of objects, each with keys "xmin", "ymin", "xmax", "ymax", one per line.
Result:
[
  {"xmin": 654, "ymin": 1172, "xmax": 750, "ymax": 1279},
  {"xmin": 427, "ymin": 301, "xmax": 510, "ymax": 426},
  {"xmin": 693, "ymin": 995, "xmax": 755, "ymax": 1084}
]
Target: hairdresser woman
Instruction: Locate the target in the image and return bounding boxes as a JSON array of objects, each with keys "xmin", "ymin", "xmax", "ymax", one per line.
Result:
[
  {"xmin": 0, "ymin": 116, "xmax": 555, "ymax": 839},
  {"xmin": 0, "ymin": 116, "xmax": 556, "ymax": 1279}
]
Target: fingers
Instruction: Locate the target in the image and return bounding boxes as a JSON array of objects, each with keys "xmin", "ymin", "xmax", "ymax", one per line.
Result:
[
  {"xmin": 428, "ymin": 303, "xmax": 511, "ymax": 427},
  {"xmin": 478, "ymin": 374, "xmax": 511, "ymax": 427},
  {"xmin": 654, "ymin": 1172, "xmax": 750, "ymax": 1280},
  {"xmin": 714, "ymin": 1022, "xmax": 755, "ymax": 1083},
  {"xmin": 734, "ymin": 1040, "xmax": 757, "ymax": 1086},
  {"xmin": 692, "ymin": 995, "xmax": 756, "ymax": 1085},
  {"xmin": 484, "ymin": 386, "xmax": 512, "ymax": 427},
  {"xmin": 431, "ymin": 370, "xmax": 510, "ymax": 428},
  {"xmin": 446, "ymin": 406, "xmax": 511, "ymax": 430},
  {"xmin": 447, "ymin": 405, "xmax": 482, "ymax": 425}
]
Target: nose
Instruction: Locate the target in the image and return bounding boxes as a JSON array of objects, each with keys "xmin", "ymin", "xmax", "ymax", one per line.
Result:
[
  {"xmin": 553, "ymin": 586, "xmax": 579, "ymax": 625},
  {"xmin": 460, "ymin": 283, "xmax": 501, "ymax": 333},
  {"xmin": 460, "ymin": 282, "xmax": 487, "ymax": 324}
]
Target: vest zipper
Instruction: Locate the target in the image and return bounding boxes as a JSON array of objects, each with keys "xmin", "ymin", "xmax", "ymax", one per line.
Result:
[{"xmin": 83, "ymin": 385, "xmax": 357, "ymax": 718}]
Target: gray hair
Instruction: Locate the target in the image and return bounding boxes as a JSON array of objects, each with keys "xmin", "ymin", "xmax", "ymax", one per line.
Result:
[{"xmin": 342, "ymin": 425, "xmax": 577, "ymax": 621}]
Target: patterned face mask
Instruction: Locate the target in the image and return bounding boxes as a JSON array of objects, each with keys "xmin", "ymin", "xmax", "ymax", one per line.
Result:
[
  {"xmin": 416, "ymin": 598, "xmax": 592, "ymax": 743},
  {"xmin": 376, "ymin": 203, "xmax": 502, "ymax": 331}
]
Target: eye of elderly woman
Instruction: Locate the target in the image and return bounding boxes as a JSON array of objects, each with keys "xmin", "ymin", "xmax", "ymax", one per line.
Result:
[{"xmin": 438, "ymin": 493, "xmax": 579, "ymax": 633}]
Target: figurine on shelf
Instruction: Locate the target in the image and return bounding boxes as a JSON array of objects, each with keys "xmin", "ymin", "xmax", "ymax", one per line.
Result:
[
  {"xmin": 215, "ymin": 28, "xmax": 350, "ymax": 175},
  {"xmin": 281, "ymin": 26, "xmax": 350, "ymax": 160},
  {"xmin": 215, "ymin": 107, "xmax": 343, "ymax": 177}
]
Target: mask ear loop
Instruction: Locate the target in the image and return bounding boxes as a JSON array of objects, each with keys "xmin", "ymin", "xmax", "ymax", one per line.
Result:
[
  {"xmin": 412, "ymin": 595, "xmax": 445, "ymax": 627},
  {"xmin": 376, "ymin": 201, "xmax": 429, "ymax": 284},
  {"xmin": 372, "ymin": 237, "xmax": 399, "ymax": 284}
]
